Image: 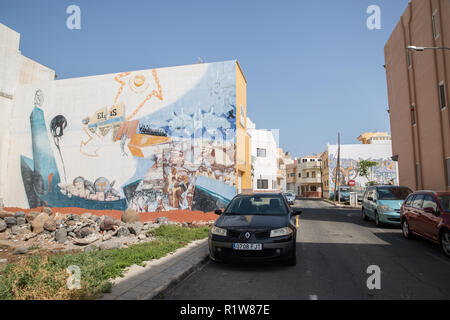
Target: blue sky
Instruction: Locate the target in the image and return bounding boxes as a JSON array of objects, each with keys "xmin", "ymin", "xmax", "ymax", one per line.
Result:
[{"xmin": 0, "ymin": 0, "xmax": 409, "ymax": 158}]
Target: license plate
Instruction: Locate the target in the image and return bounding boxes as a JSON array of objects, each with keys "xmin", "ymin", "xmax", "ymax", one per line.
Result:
[{"xmin": 233, "ymin": 243, "xmax": 262, "ymax": 250}]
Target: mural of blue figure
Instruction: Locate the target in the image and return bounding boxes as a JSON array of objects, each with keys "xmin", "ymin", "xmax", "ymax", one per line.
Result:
[{"xmin": 21, "ymin": 90, "xmax": 127, "ymax": 210}]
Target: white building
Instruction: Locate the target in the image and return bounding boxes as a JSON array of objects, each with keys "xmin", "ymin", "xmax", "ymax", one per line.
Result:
[{"xmin": 247, "ymin": 118, "xmax": 279, "ymax": 191}]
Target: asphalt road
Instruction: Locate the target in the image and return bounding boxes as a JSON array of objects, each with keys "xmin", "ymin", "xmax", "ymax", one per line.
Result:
[{"xmin": 163, "ymin": 199, "xmax": 450, "ymax": 300}]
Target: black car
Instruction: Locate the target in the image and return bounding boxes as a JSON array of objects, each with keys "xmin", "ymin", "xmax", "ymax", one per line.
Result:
[{"xmin": 208, "ymin": 193, "xmax": 301, "ymax": 266}]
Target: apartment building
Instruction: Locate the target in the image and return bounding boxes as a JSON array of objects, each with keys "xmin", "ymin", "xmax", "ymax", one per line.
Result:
[
  {"xmin": 384, "ymin": 0, "xmax": 450, "ymax": 191},
  {"xmin": 297, "ymin": 155, "xmax": 323, "ymax": 198}
]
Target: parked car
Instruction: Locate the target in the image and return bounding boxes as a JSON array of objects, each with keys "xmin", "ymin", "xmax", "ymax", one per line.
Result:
[
  {"xmin": 400, "ymin": 191, "xmax": 450, "ymax": 257},
  {"xmin": 362, "ymin": 185, "xmax": 413, "ymax": 227},
  {"xmin": 208, "ymin": 193, "xmax": 301, "ymax": 265},
  {"xmin": 329, "ymin": 186, "xmax": 351, "ymax": 202},
  {"xmin": 283, "ymin": 191, "xmax": 296, "ymax": 205}
]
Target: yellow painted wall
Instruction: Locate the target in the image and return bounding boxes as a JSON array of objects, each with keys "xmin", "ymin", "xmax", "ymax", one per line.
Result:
[{"xmin": 235, "ymin": 61, "xmax": 251, "ymax": 192}]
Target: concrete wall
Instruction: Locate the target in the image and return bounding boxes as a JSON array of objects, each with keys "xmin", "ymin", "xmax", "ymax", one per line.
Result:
[
  {"xmin": 4, "ymin": 45, "xmax": 243, "ymax": 212},
  {"xmin": 0, "ymin": 23, "xmax": 55, "ymax": 206}
]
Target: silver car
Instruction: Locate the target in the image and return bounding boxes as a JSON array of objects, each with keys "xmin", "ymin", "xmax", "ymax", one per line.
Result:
[{"xmin": 283, "ymin": 192, "xmax": 296, "ymax": 205}]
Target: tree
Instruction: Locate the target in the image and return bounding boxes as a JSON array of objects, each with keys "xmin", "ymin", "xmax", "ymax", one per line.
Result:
[{"xmin": 357, "ymin": 160, "xmax": 378, "ymax": 185}]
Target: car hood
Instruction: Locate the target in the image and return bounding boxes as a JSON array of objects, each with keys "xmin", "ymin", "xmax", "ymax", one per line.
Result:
[
  {"xmin": 378, "ymin": 199, "xmax": 404, "ymax": 209},
  {"xmin": 216, "ymin": 214, "xmax": 288, "ymax": 229}
]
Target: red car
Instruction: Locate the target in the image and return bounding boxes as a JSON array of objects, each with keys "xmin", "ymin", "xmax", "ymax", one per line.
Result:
[{"xmin": 400, "ymin": 191, "xmax": 450, "ymax": 257}]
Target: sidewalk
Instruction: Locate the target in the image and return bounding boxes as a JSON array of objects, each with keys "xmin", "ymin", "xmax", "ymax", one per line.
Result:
[
  {"xmin": 100, "ymin": 238, "xmax": 209, "ymax": 300},
  {"xmin": 322, "ymin": 199, "xmax": 362, "ymax": 209}
]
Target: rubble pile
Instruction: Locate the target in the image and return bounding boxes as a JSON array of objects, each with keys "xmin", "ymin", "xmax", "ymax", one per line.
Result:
[{"xmin": 0, "ymin": 208, "xmax": 215, "ymax": 256}]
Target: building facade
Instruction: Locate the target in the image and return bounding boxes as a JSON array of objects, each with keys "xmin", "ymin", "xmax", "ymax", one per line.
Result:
[
  {"xmin": 0, "ymin": 23, "xmax": 251, "ymax": 212},
  {"xmin": 384, "ymin": 0, "xmax": 450, "ymax": 191},
  {"xmin": 297, "ymin": 155, "xmax": 323, "ymax": 198},
  {"xmin": 247, "ymin": 120, "xmax": 279, "ymax": 192}
]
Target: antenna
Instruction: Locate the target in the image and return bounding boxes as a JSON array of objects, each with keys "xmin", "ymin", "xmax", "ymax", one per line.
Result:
[{"xmin": 197, "ymin": 57, "xmax": 205, "ymax": 64}]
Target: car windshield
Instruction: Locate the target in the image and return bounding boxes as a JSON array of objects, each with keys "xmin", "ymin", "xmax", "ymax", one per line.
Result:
[
  {"xmin": 438, "ymin": 196, "xmax": 450, "ymax": 212},
  {"xmin": 340, "ymin": 187, "xmax": 350, "ymax": 192},
  {"xmin": 224, "ymin": 195, "xmax": 288, "ymax": 215},
  {"xmin": 377, "ymin": 187, "xmax": 412, "ymax": 200},
  {"xmin": 284, "ymin": 192, "xmax": 294, "ymax": 197}
]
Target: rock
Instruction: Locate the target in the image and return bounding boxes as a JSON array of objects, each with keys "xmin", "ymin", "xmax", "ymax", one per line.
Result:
[
  {"xmin": 14, "ymin": 211, "xmax": 26, "ymax": 218},
  {"xmin": 0, "ymin": 219, "xmax": 6, "ymax": 232},
  {"xmin": 13, "ymin": 247, "xmax": 28, "ymax": 255},
  {"xmin": 81, "ymin": 212, "xmax": 92, "ymax": 219},
  {"xmin": 55, "ymin": 229, "xmax": 68, "ymax": 243},
  {"xmin": 76, "ymin": 227, "xmax": 95, "ymax": 238},
  {"xmin": 67, "ymin": 214, "xmax": 80, "ymax": 221},
  {"xmin": 25, "ymin": 211, "xmax": 40, "ymax": 223},
  {"xmin": 138, "ymin": 233, "xmax": 146, "ymax": 240},
  {"xmin": 115, "ymin": 226, "xmax": 130, "ymax": 237},
  {"xmin": 0, "ymin": 211, "xmax": 15, "ymax": 219},
  {"xmin": 102, "ymin": 232, "xmax": 113, "ymax": 241},
  {"xmin": 99, "ymin": 239, "xmax": 123, "ymax": 250},
  {"xmin": 23, "ymin": 233, "xmax": 37, "ymax": 241},
  {"xmin": 42, "ymin": 207, "xmax": 52, "ymax": 215},
  {"xmin": 4, "ymin": 217, "xmax": 17, "ymax": 227},
  {"xmin": 11, "ymin": 225, "xmax": 20, "ymax": 235},
  {"xmin": 53, "ymin": 212, "xmax": 67, "ymax": 221},
  {"xmin": 84, "ymin": 244, "xmax": 98, "ymax": 252},
  {"xmin": 91, "ymin": 215, "xmax": 100, "ymax": 223},
  {"xmin": 31, "ymin": 213, "xmax": 50, "ymax": 234},
  {"xmin": 121, "ymin": 209, "xmax": 140, "ymax": 223},
  {"xmin": 100, "ymin": 216, "xmax": 115, "ymax": 231},
  {"xmin": 128, "ymin": 222, "xmax": 143, "ymax": 235},
  {"xmin": 68, "ymin": 232, "xmax": 76, "ymax": 238},
  {"xmin": 155, "ymin": 216, "xmax": 169, "ymax": 225},
  {"xmin": 0, "ymin": 258, "xmax": 7, "ymax": 263},
  {"xmin": 16, "ymin": 217, "xmax": 26, "ymax": 226},
  {"xmin": 43, "ymin": 218, "xmax": 57, "ymax": 232},
  {"xmin": 73, "ymin": 234, "xmax": 99, "ymax": 246}
]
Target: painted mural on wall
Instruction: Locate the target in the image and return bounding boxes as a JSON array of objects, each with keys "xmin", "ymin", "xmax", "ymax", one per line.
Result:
[
  {"xmin": 327, "ymin": 153, "xmax": 397, "ymax": 191},
  {"xmin": 19, "ymin": 61, "xmax": 238, "ymax": 212}
]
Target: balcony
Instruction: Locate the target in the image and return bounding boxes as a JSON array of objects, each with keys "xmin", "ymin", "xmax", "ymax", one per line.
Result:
[
  {"xmin": 300, "ymin": 177, "xmax": 322, "ymax": 184},
  {"xmin": 298, "ymin": 162, "xmax": 321, "ymax": 169}
]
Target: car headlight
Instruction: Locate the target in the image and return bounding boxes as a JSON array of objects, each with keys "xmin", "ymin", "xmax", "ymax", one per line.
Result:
[
  {"xmin": 211, "ymin": 226, "xmax": 227, "ymax": 236},
  {"xmin": 379, "ymin": 205, "xmax": 394, "ymax": 212},
  {"xmin": 270, "ymin": 227, "xmax": 293, "ymax": 238}
]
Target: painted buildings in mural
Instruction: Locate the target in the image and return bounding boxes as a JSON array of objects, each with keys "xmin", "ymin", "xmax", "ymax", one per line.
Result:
[
  {"xmin": 321, "ymin": 132, "xmax": 398, "ymax": 199},
  {"xmin": 0, "ymin": 22, "xmax": 251, "ymax": 212}
]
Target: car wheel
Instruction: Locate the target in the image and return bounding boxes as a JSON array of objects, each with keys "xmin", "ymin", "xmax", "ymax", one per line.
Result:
[
  {"xmin": 440, "ymin": 230, "xmax": 450, "ymax": 258},
  {"xmin": 362, "ymin": 208, "xmax": 369, "ymax": 221},
  {"xmin": 375, "ymin": 212, "xmax": 382, "ymax": 227},
  {"xmin": 402, "ymin": 219, "xmax": 412, "ymax": 239}
]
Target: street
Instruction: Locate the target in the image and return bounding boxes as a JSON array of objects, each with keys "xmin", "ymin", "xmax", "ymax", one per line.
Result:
[{"xmin": 162, "ymin": 199, "xmax": 450, "ymax": 300}]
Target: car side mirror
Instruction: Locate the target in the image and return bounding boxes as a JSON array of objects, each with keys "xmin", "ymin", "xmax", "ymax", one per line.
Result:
[
  {"xmin": 367, "ymin": 197, "xmax": 373, "ymax": 201},
  {"xmin": 423, "ymin": 207, "xmax": 437, "ymax": 214},
  {"xmin": 292, "ymin": 208, "xmax": 302, "ymax": 216},
  {"xmin": 214, "ymin": 209, "xmax": 223, "ymax": 215}
]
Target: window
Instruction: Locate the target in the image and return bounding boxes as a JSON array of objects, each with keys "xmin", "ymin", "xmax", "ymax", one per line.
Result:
[
  {"xmin": 312, "ymin": 172, "xmax": 316, "ymax": 178},
  {"xmin": 257, "ymin": 148, "xmax": 267, "ymax": 157},
  {"xmin": 302, "ymin": 159, "xmax": 307, "ymax": 163},
  {"xmin": 407, "ymin": 49, "xmax": 412, "ymax": 68},
  {"xmin": 439, "ymin": 82, "xmax": 446, "ymax": 109},
  {"xmin": 224, "ymin": 194, "xmax": 288, "ymax": 215},
  {"xmin": 412, "ymin": 194, "xmax": 424, "ymax": 209},
  {"xmin": 432, "ymin": 10, "xmax": 439, "ymax": 39},
  {"xmin": 257, "ymin": 179, "xmax": 268, "ymax": 189},
  {"xmin": 416, "ymin": 163, "xmax": 422, "ymax": 189},
  {"xmin": 298, "ymin": 173, "xmax": 301, "ymax": 178},
  {"xmin": 306, "ymin": 172, "xmax": 310, "ymax": 178},
  {"xmin": 405, "ymin": 194, "xmax": 414, "ymax": 206},
  {"xmin": 446, "ymin": 158, "xmax": 450, "ymax": 187},
  {"xmin": 311, "ymin": 186, "xmax": 317, "ymax": 192},
  {"xmin": 422, "ymin": 195, "xmax": 438, "ymax": 212},
  {"xmin": 411, "ymin": 105, "xmax": 416, "ymax": 126}
]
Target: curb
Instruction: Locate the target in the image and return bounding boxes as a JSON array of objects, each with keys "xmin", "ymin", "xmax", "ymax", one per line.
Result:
[
  {"xmin": 148, "ymin": 253, "xmax": 209, "ymax": 300},
  {"xmin": 100, "ymin": 238, "xmax": 210, "ymax": 300}
]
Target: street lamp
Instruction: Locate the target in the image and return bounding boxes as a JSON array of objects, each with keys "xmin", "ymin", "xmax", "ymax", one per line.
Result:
[{"xmin": 407, "ymin": 45, "xmax": 450, "ymax": 51}]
